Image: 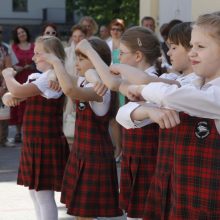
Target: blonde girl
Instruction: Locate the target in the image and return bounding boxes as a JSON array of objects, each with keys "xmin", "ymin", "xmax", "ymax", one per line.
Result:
[{"xmin": 2, "ymin": 36, "xmax": 69, "ymax": 220}]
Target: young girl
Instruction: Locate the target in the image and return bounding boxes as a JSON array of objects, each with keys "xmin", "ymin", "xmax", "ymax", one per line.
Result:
[
  {"xmin": 75, "ymin": 26, "xmax": 165, "ymax": 220},
  {"xmin": 126, "ymin": 13, "xmax": 220, "ymax": 219},
  {"xmin": 2, "ymin": 36, "xmax": 70, "ymax": 220},
  {"xmin": 38, "ymin": 37, "xmax": 123, "ymax": 220}
]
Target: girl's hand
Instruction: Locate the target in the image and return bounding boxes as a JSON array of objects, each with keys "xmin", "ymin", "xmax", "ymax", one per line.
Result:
[
  {"xmin": 109, "ymin": 64, "xmax": 123, "ymax": 75},
  {"xmin": 36, "ymin": 53, "xmax": 60, "ymax": 66},
  {"xmin": 75, "ymin": 39, "xmax": 92, "ymax": 56},
  {"xmin": 48, "ymin": 71, "xmax": 57, "ymax": 81},
  {"xmin": 2, "ymin": 68, "xmax": 17, "ymax": 78},
  {"xmin": 2, "ymin": 92, "xmax": 21, "ymax": 107},
  {"xmin": 93, "ymin": 81, "xmax": 108, "ymax": 97},
  {"xmin": 85, "ymin": 69, "xmax": 101, "ymax": 84},
  {"xmin": 127, "ymin": 85, "xmax": 144, "ymax": 101},
  {"xmin": 48, "ymin": 80, "xmax": 62, "ymax": 92},
  {"xmin": 147, "ymin": 107, "xmax": 180, "ymax": 129}
]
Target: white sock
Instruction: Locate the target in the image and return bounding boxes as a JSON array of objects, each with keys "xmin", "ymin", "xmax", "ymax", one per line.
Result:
[{"xmin": 35, "ymin": 190, "xmax": 58, "ymax": 220}]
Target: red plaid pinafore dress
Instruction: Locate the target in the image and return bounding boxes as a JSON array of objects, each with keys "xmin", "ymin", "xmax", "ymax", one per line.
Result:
[
  {"xmin": 17, "ymin": 94, "xmax": 70, "ymax": 191},
  {"xmin": 143, "ymin": 117, "xmax": 184, "ymax": 220},
  {"xmin": 120, "ymin": 122, "xmax": 159, "ymax": 218},
  {"xmin": 61, "ymin": 94, "xmax": 123, "ymax": 217},
  {"xmin": 168, "ymin": 113, "xmax": 220, "ymax": 219}
]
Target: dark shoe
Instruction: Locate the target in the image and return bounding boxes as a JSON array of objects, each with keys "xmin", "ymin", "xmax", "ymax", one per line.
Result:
[{"xmin": 14, "ymin": 133, "xmax": 22, "ymax": 143}]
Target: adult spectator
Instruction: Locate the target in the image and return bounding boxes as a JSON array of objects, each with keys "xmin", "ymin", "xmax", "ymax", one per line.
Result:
[
  {"xmin": 70, "ymin": 24, "xmax": 87, "ymax": 46},
  {"xmin": 79, "ymin": 16, "xmax": 98, "ymax": 38},
  {"xmin": 107, "ymin": 18, "xmax": 125, "ymax": 162},
  {"xmin": 0, "ymin": 25, "xmax": 18, "ymax": 66},
  {"xmin": 0, "ymin": 25, "xmax": 14, "ymax": 147},
  {"xmin": 99, "ymin": 25, "xmax": 111, "ymax": 42},
  {"xmin": 10, "ymin": 25, "xmax": 36, "ymax": 143},
  {"xmin": 65, "ymin": 24, "xmax": 87, "ymax": 80},
  {"xmin": 42, "ymin": 23, "xmax": 58, "ymax": 37},
  {"xmin": 141, "ymin": 16, "xmax": 156, "ymax": 32},
  {"xmin": 107, "ymin": 18, "xmax": 125, "ymax": 64},
  {"xmin": 63, "ymin": 24, "xmax": 87, "ymax": 147}
]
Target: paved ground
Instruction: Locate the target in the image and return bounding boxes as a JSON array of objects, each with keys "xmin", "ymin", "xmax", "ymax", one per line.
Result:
[{"xmin": 0, "ymin": 126, "xmax": 126, "ymax": 220}]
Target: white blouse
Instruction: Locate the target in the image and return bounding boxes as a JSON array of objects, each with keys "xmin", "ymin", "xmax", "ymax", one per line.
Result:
[
  {"xmin": 116, "ymin": 66, "xmax": 158, "ymax": 129},
  {"xmin": 77, "ymin": 76, "xmax": 111, "ymax": 117},
  {"xmin": 27, "ymin": 69, "xmax": 63, "ymax": 99},
  {"xmin": 141, "ymin": 76, "xmax": 220, "ymax": 133},
  {"xmin": 116, "ymin": 72, "xmax": 198, "ymax": 129}
]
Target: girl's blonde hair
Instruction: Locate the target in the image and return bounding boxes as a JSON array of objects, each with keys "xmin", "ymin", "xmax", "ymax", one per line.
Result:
[
  {"xmin": 195, "ymin": 12, "xmax": 220, "ymax": 44},
  {"xmin": 35, "ymin": 36, "xmax": 66, "ymax": 63}
]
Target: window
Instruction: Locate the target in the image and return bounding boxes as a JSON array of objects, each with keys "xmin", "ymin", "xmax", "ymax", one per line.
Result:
[{"xmin": 13, "ymin": 0, "xmax": 28, "ymax": 12}]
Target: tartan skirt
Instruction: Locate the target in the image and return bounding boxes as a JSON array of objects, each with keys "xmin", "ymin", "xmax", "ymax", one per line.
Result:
[
  {"xmin": 17, "ymin": 136, "xmax": 70, "ymax": 191},
  {"xmin": 119, "ymin": 154, "xmax": 157, "ymax": 218},
  {"xmin": 143, "ymin": 171, "xmax": 173, "ymax": 220},
  {"xmin": 143, "ymin": 128, "xmax": 176, "ymax": 220},
  {"xmin": 61, "ymin": 151, "xmax": 123, "ymax": 217}
]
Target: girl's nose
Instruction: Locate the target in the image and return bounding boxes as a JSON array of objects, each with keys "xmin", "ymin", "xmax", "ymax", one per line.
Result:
[{"xmin": 188, "ymin": 48, "xmax": 195, "ymax": 58}]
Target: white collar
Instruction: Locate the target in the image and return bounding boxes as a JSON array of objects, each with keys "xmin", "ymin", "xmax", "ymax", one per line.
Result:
[
  {"xmin": 144, "ymin": 66, "xmax": 157, "ymax": 76},
  {"xmin": 192, "ymin": 76, "xmax": 220, "ymax": 89}
]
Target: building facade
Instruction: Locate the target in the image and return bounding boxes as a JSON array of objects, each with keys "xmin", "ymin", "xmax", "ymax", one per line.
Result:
[
  {"xmin": 0, "ymin": 0, "xmax": 68, "ymax": 42},
  {"xmin": 0, "ymin": 0, "xmax": 65, "ymax": 25},
  {"xmin": 140, "ymin": 0, "xmax": 220, "ymax": 31}
]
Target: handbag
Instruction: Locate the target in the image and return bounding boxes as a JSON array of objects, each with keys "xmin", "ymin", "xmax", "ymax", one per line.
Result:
[{"xmin": 0, "ymin": 104, "xmax": 10, "ymax": 120}]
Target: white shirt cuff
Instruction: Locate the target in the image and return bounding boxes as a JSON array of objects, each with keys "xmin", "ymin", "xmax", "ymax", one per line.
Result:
[{"xmin": 116, "ymin": 102, "xmax": 152, "ymax": 129}]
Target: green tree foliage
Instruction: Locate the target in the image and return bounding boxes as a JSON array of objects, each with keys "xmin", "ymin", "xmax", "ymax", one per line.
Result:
[{"xmin": 67, "ymin": 0, "xmax": 139, "ymax": 27}]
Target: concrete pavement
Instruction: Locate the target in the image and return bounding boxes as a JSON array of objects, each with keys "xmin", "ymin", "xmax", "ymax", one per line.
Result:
[{"xmin": 0, "ymin": 126, "xmax": 126, "ymax": 220}]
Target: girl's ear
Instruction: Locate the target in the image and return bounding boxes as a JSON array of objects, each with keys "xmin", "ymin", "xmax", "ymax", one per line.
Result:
[{"xmin": 135, "ymin": 50, "xmax": 143, "ymax": 62}]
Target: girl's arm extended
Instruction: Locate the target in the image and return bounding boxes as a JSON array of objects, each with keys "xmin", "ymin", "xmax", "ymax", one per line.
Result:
[
  {"xmin": 110, "ymin": 64, "xmax": 180, "ymax": 86},
  {"xmin": 140, "ymin": 81, "xmax": 220, "ymax": 119},
  {"xmin": 76, "ymin": 39, "xmax": 122, "ymax": 91},
  {"xmin": 116, "ymin": 101, "xmax": 180, "ymax": 129},
  {"xmin": 39, "ymin": 53, "xmax": 103, "ymax": 102},
  {"xmin": 2, "ymin": 68, "xmax": 42, "ymax": 98},
  {"xmin": 130, "ymin": 103, "xmax": 180, "ymax": 129}
]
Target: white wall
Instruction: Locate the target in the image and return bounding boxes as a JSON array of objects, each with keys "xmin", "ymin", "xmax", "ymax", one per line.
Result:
[
  {"xmin": 159, "ymin": 0, "xmax": 191, "ymax": 26},
  {"xmin": 139, "ymin": 0, "xmax": 158, "ymax": 25},
  {"xmin": 191, "ymin": 0, "xmax": 220, "ymax": 21},
  {"xmin": 140, "ymin": 0, "xmax": 220, "ymax": 33}
]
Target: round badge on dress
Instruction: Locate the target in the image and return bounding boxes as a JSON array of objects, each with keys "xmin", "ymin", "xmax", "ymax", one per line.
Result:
[
  {"xmin": 78, "ymin": 102, "xmax": 86, "ymax": 111},
  {"xmin": 195, "ymin": 121, "xmax": 210, "ymax": 139}
]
